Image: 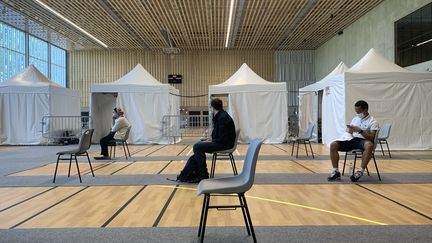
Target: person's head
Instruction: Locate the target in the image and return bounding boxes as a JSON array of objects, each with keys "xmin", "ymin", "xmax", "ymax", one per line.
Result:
[
  {"xmin": 210, "ymin": 98, "xmax": 223, "ymax": 113},
  {"xmin": 354, "ymin": 100, "xmax": 368, "ymax": 119},
  {"xmin": 112, "ymin": 107, "xmax": 124, "ymax": 119}
]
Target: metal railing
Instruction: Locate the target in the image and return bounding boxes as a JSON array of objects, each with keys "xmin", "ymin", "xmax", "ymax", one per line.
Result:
[
  {"xmin": 41, "ymin": 116, "xmax": 92, "ymax": 144},
  {"xmin": 162, "ymin": 115, "xmax": 210, "ymax": 142}
]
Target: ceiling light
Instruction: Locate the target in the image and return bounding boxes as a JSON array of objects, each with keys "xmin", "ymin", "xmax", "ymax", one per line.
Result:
[
  {"xmin": 34, "ymin": 0, "xmax": 108, "ymax": 48},
  {"xmin": 225, "ymin": 0, "xmax": 235, "ymax": 48},
  {"xmin": 415, "ymin": 38, "xmax": 432, "ymax": 47}
]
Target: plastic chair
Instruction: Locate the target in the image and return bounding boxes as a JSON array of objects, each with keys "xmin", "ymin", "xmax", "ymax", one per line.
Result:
[
  {"xmin": 53, "ymin": 129, "xmax": 95, "ymax": 183},
  {"xmin": 196, "ymin": 139, "xmax": 262, "ymax": 243},
  {"xmin": 342, "ymin": 129, "xmax": 381, "ymax": 181},
  {"xmin": 209, "ymin": 129, "xmax": 240, "ymax": 178},
  {"xmin": 108, "ymin": 126, "xmax": 132, "ymax": 159},
  {"xmin": 378, "ymin": 123, "xmax": 392, "ymax": 158},
  {"xmin": 290, "ymin": 123, "xmax": 315, "ymax": 158}
]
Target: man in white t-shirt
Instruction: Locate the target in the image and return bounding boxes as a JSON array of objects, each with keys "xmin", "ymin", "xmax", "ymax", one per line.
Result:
[
  {"xmin": 94, "ymin": 107, "xmax": 130, "ymax": 160},
  {"xmin": 328, "ymin": 100, "xmax": 379, "ymax": 182}
]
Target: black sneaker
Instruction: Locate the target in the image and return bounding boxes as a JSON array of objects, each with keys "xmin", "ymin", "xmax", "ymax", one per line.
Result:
[
  {"xmin": 186, "ymin": 177, "xmax": 204, "ymax": 183},
  {"xmin": 350, "ymin": 170, "xmax": 363, "ymax": 182},
  {"xmin": 327, "ymin": 171, "xmax": 341, "ymax": 181}
]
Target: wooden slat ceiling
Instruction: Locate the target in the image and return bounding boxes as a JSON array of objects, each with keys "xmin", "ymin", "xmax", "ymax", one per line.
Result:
[{"xmin": 1, "ymin": 0, "xmax": 384, "ymax": 50}]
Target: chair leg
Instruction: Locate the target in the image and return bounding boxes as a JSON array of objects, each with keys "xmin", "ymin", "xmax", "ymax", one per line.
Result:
[
  {"xmin": 53, "ymin": 154, "xmax": 61, "ymax": 183},
  {"xmin": 122, "ymin": 142, "xmax": 128, "ymax": 160},
  {"xmin": 372, "ymin": 154, "xmax": 381, "ymax": 181},
  {"xmin": 68, "ymin": 154, "xmax": 72, "ymax": 177},
  {"xmin": 125, "ymin": 142, "xmax": 131, "ymax": 157},
  {"xmin": 385, "ymin": 140, "xmax": 392, "ymax": 158},
  {"xmin": 74, "ymin": 154, "xmax": 82, "ymax": 183},
  {"xmin": 296, "ymin": 141, "xmax": 300, "ymax": 158},
  {"xmin": 365, "ymin": 166, "xmax": 370, "ymax": 176},
  {"xmin": 210, "ymin": 153, "xmax": 216, "ymax": 178},
  {"xmin": 86, "ymin": 152, "xmax": 95, "ymax": 177},
  {"xmin": 229, "ymin": 153, "xmax": 238, "ymax": 175},
  {"xmin": 238, "ymin": 194, "xmax": 251, "ymax": 236},
  {"xmin": 379, "ymin": 141, "xmax": 385, "ymax": 156},
  {"xmin": 291, "ymin": 141, "xmax": 295, "ymax": 156},
  {"xmin": 198, "ymin": 194, "xmax": 208, "ymax": 237},
  {"xmin": 342, "ymin": 152, "xmax": 348, "ymax": 175},
  {"xmin": 308, "ymin": 141, "xmax": 315, "ymax": 158},
  {"xmin": 199, "ymin": 194, "xmax": 210, "ymax": 243},
  {"xmin": 304, "ymin": 141, "xmax": 309, "ymax": 156},
  {"xmin": 113, "ymin": 145, "xmax": 116, "ymax": 158},
  {"xmin": 241, "ymin": 194, "xmax": 257, "ymax": 243}
]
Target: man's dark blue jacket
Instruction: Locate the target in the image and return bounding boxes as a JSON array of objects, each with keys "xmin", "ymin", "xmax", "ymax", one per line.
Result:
[{"xmin": 211, "ymin": 110, "xmax": 236, "ymax": 148}]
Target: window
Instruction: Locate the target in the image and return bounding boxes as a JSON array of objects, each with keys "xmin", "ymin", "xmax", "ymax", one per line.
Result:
[
  {"xmin": 29, "ymin": 35, "xmax": 49, "ymax": 77},
  {"xmin": 0, "ymin": 22, "xmax": 26, "ymax": 82},
  {"xmin": 0, "ymin": 21, "xmax": 68, "ymax": 87},
  {"xmin": 50, "ymin": 45, "xmax": 66, "ymax": 87},
  {"xmin": 395, "ymin": 3, "xmax": 432, "ymax": 67}
]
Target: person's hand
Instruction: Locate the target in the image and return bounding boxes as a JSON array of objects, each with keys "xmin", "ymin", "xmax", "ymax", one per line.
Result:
[
  {"xmin": 346, "ymin": 125, "xmax": 354, "ymax": 134},
  {"xmin": 350, "ymin": 126, "xmax": 362, "ymax": 133}
]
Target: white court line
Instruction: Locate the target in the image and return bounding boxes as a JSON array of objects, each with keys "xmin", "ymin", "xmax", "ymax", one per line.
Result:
[
  {"xmin": 235, "ymin": 149, "xmax": 240, "ymax": 156},
  {"xmin": 186, "ymin": 147, "xmax": 193, "ymax": 156}
]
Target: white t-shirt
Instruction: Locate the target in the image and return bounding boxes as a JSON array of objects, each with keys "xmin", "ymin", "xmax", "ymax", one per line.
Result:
[
  {"xmin": 350, "ymin": 114, "xmax": 379, "ymax": 139},
  {"xmin": 111, "ymin": 117, "xmax": 130, "ymax": 140}
]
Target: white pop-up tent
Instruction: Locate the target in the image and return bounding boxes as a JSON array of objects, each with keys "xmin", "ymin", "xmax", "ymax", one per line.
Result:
[
  {"xmin": 208, "ymin": 63, "xmax": 288, "ymax": 143},
  {"xmin": 0, "ymin": 65, "xmax": 81, "ymax": 145},
  {"xmin": 299, "ymin": 62, "xmax": 349, "ymax": 141},
  {"xmin": 316, "ymin": 48, "xmax": 432, "ymax": 149},
  {"xmin": 91, "ymin": 64, "xmax": 180, "ymax": 144}
]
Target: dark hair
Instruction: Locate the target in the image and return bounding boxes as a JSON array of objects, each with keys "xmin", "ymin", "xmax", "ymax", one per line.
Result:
[
  {"xmin": 355, "ymin": 100, "xmax": 368, "ymax": 110},
  {"xmin": 210, "ymin": 98, "xmax": 223, "ymax": 111}
]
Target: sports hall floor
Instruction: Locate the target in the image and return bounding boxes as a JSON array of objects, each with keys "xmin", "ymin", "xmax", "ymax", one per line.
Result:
[{"xmin": 0, "ymin": 142, "xmax": 431, "ymax": 242}]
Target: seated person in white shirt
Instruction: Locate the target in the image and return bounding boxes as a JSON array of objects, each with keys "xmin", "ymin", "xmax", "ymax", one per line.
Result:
[
  {"xmin": 328, "ymin": 100, "xmax": 379, "ymax": 182},
  {"xmin": 94, "ymin": 107, "xmax": 130, "ymax": 160}
]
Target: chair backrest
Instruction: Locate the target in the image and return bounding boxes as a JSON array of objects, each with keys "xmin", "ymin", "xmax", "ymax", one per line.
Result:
[
  {"xmin": 378, "ymin": 123, "xmax": 391, "ymax": 140},
  {"xmin": 304, "ymin": 123, "xmax": 315, "ymax": 140},
  {"xmin": 123, "ymin": 126, "xmax": 132, "ymax": 141},
  {"xmin": 238, "ymin": 139, "xmax": 263, "ymax": 192},
  {"xmin": 372, "ymin": 128, "xmax": 380, "ymax": 151},
  {"xmin": 77, "ymin": 129, "xmax": 94, "ymax": 154}
]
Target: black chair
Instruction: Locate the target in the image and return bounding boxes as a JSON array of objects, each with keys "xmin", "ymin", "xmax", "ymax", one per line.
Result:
[
  {"xmin": 209, "ymin": 129, "xmax": 240, "ymax": 178},
  {"xmin": 108, "ymin": 126, "xmax": 132, "ymax": 160},
  {"xmin": 290, "ymin": 123, "xmax": 315, "ymax": 158},
  {"xmin": 342, "ymin": 129, "xmax": 381, "ymax": 181},
  {"xmin": 53, "ymin": 129, "xmax": 95, "ymax": 183}
]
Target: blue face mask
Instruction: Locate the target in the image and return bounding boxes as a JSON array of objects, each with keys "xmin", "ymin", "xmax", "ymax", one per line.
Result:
[
  {"xmin": 357, "ymin": 113, "xmax": 365, "ymax": 119},
  {"xmin": 112, "ymin": 112, "xmax": 119, "ymax": 119}
]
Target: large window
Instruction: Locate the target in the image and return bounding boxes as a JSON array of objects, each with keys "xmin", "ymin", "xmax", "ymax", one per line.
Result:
[
  {"xmin": 50, "ymin": 45, "xmax": 66, "ymax": 87},
  {"xmin": 395, "ymin": 3, "xmax": 432, "ymax": 67},
  {"xmin": 0, "ymin": 22, "xmax": 67, "ymax": 86},
  {"xmin": 0, "ymin": 22, "xmax": 26, "ymax": 82},
  {"xmin": 29, "ymin": 36, "xmax": 49, "ymax": 77}
]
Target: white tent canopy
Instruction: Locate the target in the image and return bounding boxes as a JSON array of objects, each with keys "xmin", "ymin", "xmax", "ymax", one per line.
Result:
[
  {"xmin": 90, "ymin": 64, "xmax": 180, "ymax": 144},
  {"xmin": 209, "ymin": 63, "xmax": 288, "ymax": 143},
  {"xmin": 306, "ymin": 48, "xmax": 432, "ymax": 149},
  {"xmin": 299, "ymin": 62, "xmax": 348, "ymax": 141},
  {"xmin": 0, "ymin": 65, "xmax": 81, "ymax": 145}
]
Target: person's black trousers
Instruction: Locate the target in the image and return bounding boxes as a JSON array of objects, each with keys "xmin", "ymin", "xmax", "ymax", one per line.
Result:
[
  {"xmin": 193, "ymin": 141, "xmax": 230, "ymax": 177},
  {"xmin": 100, "ymin": 132, "xmax": 115, "ymax": 156}
]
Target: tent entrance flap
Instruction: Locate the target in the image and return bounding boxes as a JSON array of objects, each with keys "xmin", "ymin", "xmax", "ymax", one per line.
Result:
[{"xmin": 90, "ymin": 93, "xmax": 117, "ymax": 143}]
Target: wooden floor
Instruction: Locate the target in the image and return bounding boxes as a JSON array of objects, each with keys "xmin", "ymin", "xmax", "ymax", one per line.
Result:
[{"xmin": 0, "ymin": 144, "xmax": 431, "ymax": 229}]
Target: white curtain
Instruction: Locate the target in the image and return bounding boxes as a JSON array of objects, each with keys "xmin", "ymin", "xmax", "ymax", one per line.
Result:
[
  {"xmin": 0, "ymin": 93, "xmax": 49, "ymax": 144},
  {"xmin": 228, "ymin": 91, "xmax": 287, "ymax": 143},
  {"xmin": 298, "ymin": 92, "xmax": 318, "ymax": 141},
  {"xmin": 117, "ymin": 92, "xmax": 171, "ymax": 144}
]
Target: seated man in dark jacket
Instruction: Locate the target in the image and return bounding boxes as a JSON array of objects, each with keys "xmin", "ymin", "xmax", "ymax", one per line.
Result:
[{"xmin": 191, "ymin": 98, "xmax": 236, "ymax": 182}]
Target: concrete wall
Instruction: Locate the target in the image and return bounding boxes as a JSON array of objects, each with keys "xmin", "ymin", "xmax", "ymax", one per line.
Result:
[{"xmin": 315, "ymin": 0, "xmax": 432, "ymax": 80}]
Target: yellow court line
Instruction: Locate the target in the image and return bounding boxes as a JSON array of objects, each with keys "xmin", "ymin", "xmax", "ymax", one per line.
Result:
[{"xmin": 153, "ymin": 185, "xmax": 387, "ymax": 225}]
